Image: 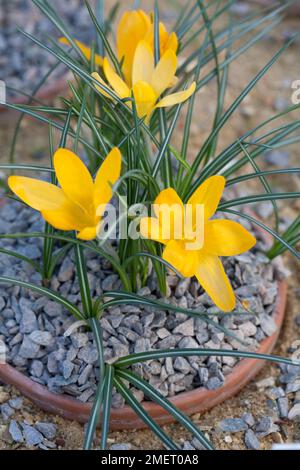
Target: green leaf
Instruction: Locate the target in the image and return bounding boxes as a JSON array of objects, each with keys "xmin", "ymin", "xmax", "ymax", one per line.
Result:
[
  {"xmin": 100, "ymin": 365, "xmax": 114, "ymax": 450},
  {"xmin": 74, "ymin": 242, "xmax": 93, "ymax": 318},
  {"xmin": 117, "ymin": 369, "xmax": 214, "ymax": 450},
  {"xmin": 0, "ymin": 276, "xmax": 83, "ymax": 320},
  {"xmin": 115, "ymin": 348, "xmax": 300, "ymax": 369},
  {"xmin": 84, "ymin": 317, "xmax": 105, "ymax": 449},
  {"xmin": 114, "ymin": 375, "xmax": 180, "ymax": 450}
]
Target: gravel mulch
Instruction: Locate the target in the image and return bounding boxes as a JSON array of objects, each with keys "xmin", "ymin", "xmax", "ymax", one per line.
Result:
[
  {"xmin": 0, "ymin": 200, "xmax": 287, "ymax": 408},
  {"xmin": 0, "ymin": 0, "xmax": 95, "ymax": 100}
]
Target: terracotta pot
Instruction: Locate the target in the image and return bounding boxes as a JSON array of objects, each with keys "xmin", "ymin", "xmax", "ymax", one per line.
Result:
[{"xmin": 0, "ymin": 280, "xmax": 287, "ymax": 429}]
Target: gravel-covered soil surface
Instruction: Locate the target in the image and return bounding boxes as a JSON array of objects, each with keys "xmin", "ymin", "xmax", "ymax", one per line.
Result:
[
  {"xmin": 0, "ymin": 201, "xmax": 283, "ymax": 408},
  {"xmin": 0, "ymin": 0, "xmax": 96, "ymax": 100},
  {"xmin": 0, "ymin": 0, "xmax": 299, "ymax": 450}
]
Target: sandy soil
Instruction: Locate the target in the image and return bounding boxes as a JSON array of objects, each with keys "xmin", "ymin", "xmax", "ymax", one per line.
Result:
[{"xmin": 0, "ymin": 0, "xmax": 299, "ymax": 450}]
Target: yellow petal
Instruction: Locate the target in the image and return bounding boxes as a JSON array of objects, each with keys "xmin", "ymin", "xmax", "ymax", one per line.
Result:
[
  {"xmin": 8, "ymin": 176, "xmax": 66, "ymax": 211},
  {"xmin": 77, "ymin": 226, "xmax": 98, "ymax": 241},
  {"xmin": 42, "ymin": 199, "xmax": 93, "ymax": 232},
  {"xmin": 156, "ymin": 81, "xmax": 196, "ymax": 108},
  {"xmin": 154, "ymin": 188, "xmax": 184, "ymax": 240},
  {"xmin": 53, "ymin": 148, "xmax": 94, "ymax": 214},
  {"xmin": 103, "ymin": 58, "xmax": 131, "ymax": 99},
  {"xmin": 132, "ymin": 81, "xmax": 157, "ymax": 120},
  {"xmin": 163, "ymin": 240, "xmax": 198, "ymax": 277},
  {"xmin": 164, "ymin": 32, "xmax": 178, "ymax": 54},
  {"xmin": 205, "ymin": 219, "xmax": 256, "ymax": 256},
  {"xmin": 195, "ymin": 253, "xmax": 236, "ymax": 312},
  {"xmin": 132, "ymin": 41, "xmax": 154, "ymax": 86},
  {"xmin": 94, "ymin": 147, "xmax": 122, "ymax": 210},
  {"xmin": 188, "ymin": 175, "xmax": 226, "ymax": 221},
  {"xmin": 117, "ymin": 10, "xmax": 152, "ymax": 86},
  {"xmin": 91, "ymin": 72, "xmax": 113, "ymax": 100},
  {"xmin": 151, "ymin": 49, "xmax": 177, "ymax": 97},
  {"xmin": 140, "ymin": 217, "xmax": 167, "ymax": 245},
  {"xmin": 59, "ymin": 37, "xmax": 103, "ymax": 66}
]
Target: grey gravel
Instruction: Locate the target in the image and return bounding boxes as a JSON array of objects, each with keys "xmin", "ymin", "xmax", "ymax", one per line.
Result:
[
  {"xmin": 277, "ymin": 397, "xmax": 289, "ymax": 419},
  {"xmin": 8, "ymin": 420, "xmax": 23, "ymax": 443},
  {"xmin": 0, "ymin": 202, "xmax": 280, "ymax": 404},
  {"xmin": 182, "ymin": 441, "xmax": 196, "ymax": 450},
  {"xmin": 255, "ymin": 416, "xmax": 273, "ymax": 433},
  {"xmin": 18, "ymin": 335, "xmax": 40, "ymax": 359},
  {"xmin": 259, "ymin": 314, "xmax": 277, "ymax": 337},
  {"xmin": 206, "ymin": 377, "xmax": 223, "ymax": 390},
  {"xmin": 110, "ymin": 443, "xmax": 132, "ymax": 451},
  {"xmin": 288, "ymin": 404, "xmax": 300, "ymax": 421},
  {"xmin": 219, "ymin": 418, "xmax": 248, "ymax": 433},
  {"xmin": 29, "ymin": 330, "xmax": 53, "ymax": 346},
  {"xmin": 22, "ymin": 424, "xmax": 44, "ymax": 447},
  {"xmin": 242, "ymin": 413, "xmax": 255, "ymax": 428},
  {"xmin": 245, "ymin": 429, "xmax": 260, "ymax": 450},
  {"xmin": 35, "ymin": 422, "xmax": 57, "ymax": 440},
  {"xmin": 19, "ymin": 302, "xmax": 37, "ymax": 334},
  {"xmin": 1, "ymin": 403, "xmax": 15, "ymax": 421},
  {"xmin": 9, "ymin": 397, "xmax": 23, "ymax": 410}
]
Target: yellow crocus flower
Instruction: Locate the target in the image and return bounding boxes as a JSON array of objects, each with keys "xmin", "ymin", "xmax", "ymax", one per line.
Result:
[
  {"xmin": 8, "ymin": 148, "xmax": 121, "ymax": 241},
  {"xmin": 140, "ymin": 176, "xmax": 256, "ymax": 312},
  {"xmin": 92, "ymin": 41, "xmax": 196, "ymax": 123},
  {"xmin": 117, "ymin": 10, "xmax": 178, "ymax": 86},
  {"xmin": 60, "ymin": 9, "xmax": 178, "ymax": 87}
]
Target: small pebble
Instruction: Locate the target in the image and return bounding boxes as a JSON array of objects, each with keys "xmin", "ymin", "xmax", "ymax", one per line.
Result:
[
  {"xmin": 245, "ymin": 429, "xmax": 260, "ymax": 450},
  {"xmin": 22, "ymin": 424, "xmax": 44, "ymax": 447},
  {"xmin": 35, "ymin": 422, "xmax": 57, "ymax": 440},
  {"xmin": 8, "ymin": 420, "xmax": 23, "ymax": 443},
  {"xmin": 288, "ymin": 404, "xmax": 300, "ymax": 422},
  {"xmin": 219, "ymin": 418, "xmax": 248, "ymax": 433},
  {"xmin": 110, "ymin": 443, "xmax": 132, "ymax": 451}
]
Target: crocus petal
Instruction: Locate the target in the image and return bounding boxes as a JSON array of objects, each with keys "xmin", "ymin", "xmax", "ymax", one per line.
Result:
[
  {"xmin": 195, "ymin": 253, "xmax": 236, "ymax": 312},
  {"xmin": 154, "ymin": 188, "xmax": 184, "ymax": 240},
  {"xmin": 154, "ymin": 188, "xmax": 184, "ymax": 210},
  {"xmin": 132, "ymin": 40, "xmax": 154, "ymax": 86},
  {"xmin": 117, "ymin": 10, "xmax": 151, "ymax": 86},
  {"xmin": 132, "ymin": 81, "xmax": 157, "ymax": 120},
  {"xmin": 205, "ymin": 219, "xmax": 256, "ymax": 256},
  {"xmin": 163, "ymin": 240, "xmax": 198, "ymax": 278},
  {"xmin": 53, "ymin": 148, "xmax": 94, "ymax": 214},
  {"xmin": 103, "ymin": 58, "xmax": 131, "ymax": 99},
  {"xmin": 156, "ymin": 81, "xmax": 196, "ymax": 108},
  {"xmin": 188, "ymin": 175, "xmax": 225, "ymax": 221},
  {"xmin": 140, "ymin": 217, "xmax": 167, "ymax": 245},
  {"xmin": 8, "ymin": 176, "xmax": 66, "ymax": 211},
  {"xmin": 77, "ymin": 226, "xmax": 98, "ymax": 241},
  {"xmin": 59, "ymin": 37, "xmax": 103, "ymax": 66},
  {"xmin": 42, "ymin": 199, "xmax": 93, "ymax": 232},
  {"xmin": 94, "ymin": 147, "xmax": 122, "ymax": 210},
  {"xmin": 164, "ymin": 32, "xmax": 178, "ymax": 54},
  {"xmin": 151, "ymin": 49, "xmax": 177, "ymax": 97},
  {"xmin": 91, "ymin": 72, "xmax": 113, "ymax": 99}
]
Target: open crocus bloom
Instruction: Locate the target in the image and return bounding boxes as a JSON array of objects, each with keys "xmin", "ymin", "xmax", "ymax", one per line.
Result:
[
  {"xmin": 8, "ymin": 148, "xmax": 121, "ymax": 241},
  {"xmin": 60, "ymin": 9, "xmax": 178, "ymax": 87},
  {"xmin": 117, "ymin": 10, "xmax": 178, "ymax": 87},
  {"xmin": 140, "ymin": 176, "xmax": 256, "ymax": 312},
  {"xmin": 92, "ymin": 41, "xmax": 196, "ymax": 124}
]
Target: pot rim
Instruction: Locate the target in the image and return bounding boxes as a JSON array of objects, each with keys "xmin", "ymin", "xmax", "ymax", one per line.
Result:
[{"xmin": 0, "ymin": 280, "xmax": 287, "ymax": 430}]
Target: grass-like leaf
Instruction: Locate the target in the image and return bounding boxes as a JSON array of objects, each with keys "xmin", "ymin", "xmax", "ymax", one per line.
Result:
[{"xmin": 114, "ymin": 375, "xmax": 180, "ymax": 450}]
